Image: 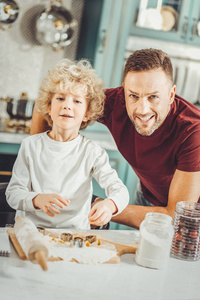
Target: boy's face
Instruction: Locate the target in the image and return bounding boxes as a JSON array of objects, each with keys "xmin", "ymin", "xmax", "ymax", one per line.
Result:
[{"xmin": 49, "ymin": 88, "xmax": 89, "ymax": 134}]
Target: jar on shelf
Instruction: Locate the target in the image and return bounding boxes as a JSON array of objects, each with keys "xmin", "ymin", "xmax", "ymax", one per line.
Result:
[
  {"xmin": 135, "ymin": 212, "xmax": 174, "ymax": 269},
  {"xmin": 171, "ymin": 201, "xmax": 200, "ymax": 261}
]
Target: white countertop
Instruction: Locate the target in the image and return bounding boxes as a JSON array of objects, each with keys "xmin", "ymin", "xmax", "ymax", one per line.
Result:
[
  {"xmin": 0, "ymin": 132, "xmax": 29, "ymax": 144},
  {"xmin": 0, "ymin": 130, "xmax": 118, "ymax": 151},
  {"xmin": 0, "ymin": 229, "xmax": 200, "ymax": 300}
]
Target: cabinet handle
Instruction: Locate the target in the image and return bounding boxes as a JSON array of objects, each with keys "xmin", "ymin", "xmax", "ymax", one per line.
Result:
[
  {"xmin": 0, "ymin": 171, "xmax": 12, "ymax": 176},
  {"xmin": 190, "ymin": 18, "xmax": 198, "ymax": 40},
  {"xmin": 97, "ymin": 29, "xmax": 107, "ymax": 53},
  {"xmin": 181, "ymin": 16, "xmax": 189, "ymax": 39}
]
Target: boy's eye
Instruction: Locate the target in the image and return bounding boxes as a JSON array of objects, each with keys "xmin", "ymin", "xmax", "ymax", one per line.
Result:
[
  {"xmin": 56, "ymin": 97, "xmax": 65, "ymax": 101},
  {"xmin": 74, "ymin": 100, "xmax": 82, "ymax": 104}
]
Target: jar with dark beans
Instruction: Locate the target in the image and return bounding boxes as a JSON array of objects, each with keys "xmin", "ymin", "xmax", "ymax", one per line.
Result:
[{"xmin": 171, "ymin": 201, "xmax": 200, "ymax": 261}]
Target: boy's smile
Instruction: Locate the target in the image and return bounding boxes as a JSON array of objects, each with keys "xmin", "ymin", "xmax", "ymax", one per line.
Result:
[{"xmin": 59, "ymin": 113, "xmax": 74, "ymax": 119}]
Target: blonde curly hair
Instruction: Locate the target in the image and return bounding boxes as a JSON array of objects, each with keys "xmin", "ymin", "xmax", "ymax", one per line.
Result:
[{"xmin": 36, "ymin": 59, "xmax": 105, "ymax": 129}]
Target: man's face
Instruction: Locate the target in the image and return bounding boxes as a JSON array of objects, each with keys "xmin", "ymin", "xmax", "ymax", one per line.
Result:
[{"xmin": 123, "ymin": 69, "xmax": 176, "ymax": 136}]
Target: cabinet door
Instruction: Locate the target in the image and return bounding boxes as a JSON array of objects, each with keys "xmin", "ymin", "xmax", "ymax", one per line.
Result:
[
  {"xmin": 187, "ymin": 0, "xmax": 200, "ymax": 46},
  {"xmin": 130, "ymin": 0, "xmax": 194, "ymax": 44},
  {"xmin": 94, "ymin": 0, "xmax": 136, "ymax": 88}
]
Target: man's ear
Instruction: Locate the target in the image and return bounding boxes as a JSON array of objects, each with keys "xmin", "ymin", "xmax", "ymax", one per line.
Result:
[{"xmin": 170, "ymin": 85, "xmax": 176, "ymax": 104}]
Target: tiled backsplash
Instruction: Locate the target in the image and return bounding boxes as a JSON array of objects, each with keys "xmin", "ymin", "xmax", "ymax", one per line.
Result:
[{"xmin": 0, "ymin": 0, "xmax": 84, "ymax": 101}]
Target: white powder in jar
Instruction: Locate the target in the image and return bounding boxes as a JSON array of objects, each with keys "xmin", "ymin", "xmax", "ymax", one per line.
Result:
[
  {"xmin": 135, "ymin": 227, "xmax": 172, "ymax": 269},
  {"xmin": 135, "ymin": 213, "xmax": 174, "ymax": 269}
]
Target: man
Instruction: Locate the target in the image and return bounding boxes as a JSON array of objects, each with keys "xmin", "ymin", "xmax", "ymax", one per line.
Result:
[{"xmin": 30, "ymin": 49, "xmax": 200, "ymax": 229}]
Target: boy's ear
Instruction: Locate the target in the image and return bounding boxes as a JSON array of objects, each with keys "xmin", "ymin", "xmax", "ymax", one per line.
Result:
[
  {"xmin": 83, "ymin": 111, "xmax": 90, "ymax": 122},
  {"xmin": 48, "ymin": 104, "xmax": 51, "ymax": 116},
  {"xmin": 83, "ymin": 115, "xmax": 89, "ymax": 122}
]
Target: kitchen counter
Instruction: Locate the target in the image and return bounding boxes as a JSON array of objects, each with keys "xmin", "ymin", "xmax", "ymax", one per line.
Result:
[
  {"xmin": 0, "ymin": 132, "xmax": 29, "ymax": 144},
  {"xmin": 0, "ymin": 130, "xmax": 118, "ymax": 152},
  {"xmin": 0, "ymin": 229, "xmax": 200, "ymax": 300}
]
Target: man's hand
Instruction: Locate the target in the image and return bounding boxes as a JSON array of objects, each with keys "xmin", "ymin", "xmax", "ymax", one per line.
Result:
[
  {"xmin": 33, "ymin": 193, "xmax": 70, "ymax": 217},
  {"xmin": 88, "ymin": 198, "xmax": 117, "ymax": 226}
]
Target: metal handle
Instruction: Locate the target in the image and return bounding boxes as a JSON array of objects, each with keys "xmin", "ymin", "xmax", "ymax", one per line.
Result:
[
  {"xmin": 0, "ymin": 171, "xmax": 12, "ymax": 176},
  {"xmin": 181, "ymin": 16, "xmax": 189, "ymax": 39},
  {"xmin": 190, "ymin": 18, "xmax": 198, "ymax": 40},
  {"xmin": 98, "ymin": 29, "xmax": 107, "ymax": 53}
]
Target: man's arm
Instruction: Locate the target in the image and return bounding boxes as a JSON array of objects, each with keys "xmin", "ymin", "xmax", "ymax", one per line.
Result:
[
  {"xmin": 30, "ymin": 102, "xmax": 50, "ymax": 135},
  {"xmin": 111, "ymin": 170, "xmax": 200, "ymax": 229}
]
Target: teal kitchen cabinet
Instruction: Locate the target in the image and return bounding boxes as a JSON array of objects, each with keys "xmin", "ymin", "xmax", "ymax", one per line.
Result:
[
  {"xmin": 188, "ymin": 0, "xmax": 200, "ymax": 46},
  {"xmin": 93, "ymin": 0, "xmax": 136, "ymax": 88},
  {"xmin": 77, "ymin": 0, "xmax": 136, "ymax": 88},
  {"xmin": 78, "ymin": 0, "xmax": 200, "ymax": 88},
  {"xmin": 130, "ymin": 0, "xmax": 200, "ymax": 46},
  {"xmin": 0, "ymin": 143, "xmax": 20, "ymax": 155}
]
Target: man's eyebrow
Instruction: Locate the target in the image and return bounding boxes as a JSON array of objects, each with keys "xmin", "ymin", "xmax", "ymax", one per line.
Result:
[
  {"xmin": 128, "ymin": 90, "xmax": 159, "ymax": 95},
  {"xmin": 128, "ymin": 89, "xmax": 139, "ymax": 95},
  {"xmin": 147, "ymin": 91, "xmax": 159, "ymax": 95}
]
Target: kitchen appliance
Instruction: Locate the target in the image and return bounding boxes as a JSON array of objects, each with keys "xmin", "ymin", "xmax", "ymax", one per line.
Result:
[
  {"xmin": 1, "ymin": 92, "xmax": 34, "ymax": 133},
  {"xmin": 35, "ymin": 0, "xmax": 77, "ymax": 52},
  {"xmin": 0, "ymin": 0, "xmax": 19, "ymax": 30}
]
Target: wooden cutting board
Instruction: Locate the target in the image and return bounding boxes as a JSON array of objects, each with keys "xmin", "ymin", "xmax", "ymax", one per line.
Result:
[{"xmin": 7, "ymin": 229, "xmax": 138, "ymax": 264}]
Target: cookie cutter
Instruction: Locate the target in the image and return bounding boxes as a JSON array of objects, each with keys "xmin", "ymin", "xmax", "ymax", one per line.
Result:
[{"xmin": 70, "ymin": 237, "xmax": 84, "ymax": 248}]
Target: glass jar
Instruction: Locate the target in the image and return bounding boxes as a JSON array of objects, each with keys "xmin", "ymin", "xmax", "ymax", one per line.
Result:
[
  {"xmin": 171, "ymin": 201, "xmax": 200, "ymax": 261},
  {"xmin": 135, "ymin": 212, "xmax": 174, "ymax": 269}
]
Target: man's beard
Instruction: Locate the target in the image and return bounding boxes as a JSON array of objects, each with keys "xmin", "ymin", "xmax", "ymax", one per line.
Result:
[{"xmin": 133, "ymin": 118, "xmax": 163, "ymax": 136}]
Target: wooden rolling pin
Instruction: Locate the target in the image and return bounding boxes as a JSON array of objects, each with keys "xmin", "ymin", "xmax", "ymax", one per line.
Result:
[{"xmin": 14, "ymin": 217, "xmax": 49, "ymax": 271}]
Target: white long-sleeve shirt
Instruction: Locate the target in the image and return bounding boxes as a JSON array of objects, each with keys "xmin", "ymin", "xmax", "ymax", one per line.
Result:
[{"xmin": 6, "ymin": 132, "xmax": 129, "ymax": 229}]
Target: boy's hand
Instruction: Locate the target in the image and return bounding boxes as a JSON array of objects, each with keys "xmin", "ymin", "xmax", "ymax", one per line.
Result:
[
  {"xmin": 88, "ymin": 198, "xmax": 118, "ymax": 226},
  {"xmin": 32, "ymin": 193, "xmax": 70, "ymax": 217}
]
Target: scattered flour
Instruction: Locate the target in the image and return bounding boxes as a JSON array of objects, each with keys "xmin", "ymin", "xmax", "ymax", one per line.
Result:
[
  {"xmin": 14, "ymin": 219, "xmax": 117, "ymax": 264},
  {"xmin": 44, "ymin": 234, "xmax": 117, "ymax": 264}
]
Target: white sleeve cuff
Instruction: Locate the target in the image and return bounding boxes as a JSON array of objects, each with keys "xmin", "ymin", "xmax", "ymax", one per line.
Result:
[
  {"xmin": 24, "ymin": 193, "xmax": 40, "ymax": 211},
  {"xmin": 109, "ymin": 190, "xmax": 129, "ymax": 216}
]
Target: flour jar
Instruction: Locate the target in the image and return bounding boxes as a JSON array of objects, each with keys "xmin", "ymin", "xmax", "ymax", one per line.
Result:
[
  {"xmin": 171, "ymin": 201, "xmax": 200, "ymax": 261},
  {"xmin": 135, "ymin": 212, "xmax": 174, "ymax": 269}
]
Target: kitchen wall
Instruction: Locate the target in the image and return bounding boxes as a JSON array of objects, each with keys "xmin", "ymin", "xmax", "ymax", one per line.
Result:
[{"xmin": 0, "ymin": 0, "xmax": 84, "ymax": 101}]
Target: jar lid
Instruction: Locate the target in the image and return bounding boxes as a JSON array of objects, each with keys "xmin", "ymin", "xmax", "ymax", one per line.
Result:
[
  {"xmin": 175, "ymin": 201, "xmax": 200, "ymax": 219},
  {"xmin": 145, "ymin": 212, "xmax": 173, "ymax": 226}
]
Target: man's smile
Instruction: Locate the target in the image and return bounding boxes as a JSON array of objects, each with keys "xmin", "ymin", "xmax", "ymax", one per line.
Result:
[{"xmin": 136, "ymin": 114, "xmax": 155, "ymax": 122}]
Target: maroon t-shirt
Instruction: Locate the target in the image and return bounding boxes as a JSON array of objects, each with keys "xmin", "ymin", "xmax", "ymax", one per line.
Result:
[{"xmin": 100, "ymin": 86, "xmax": 200, "ymax": 207}]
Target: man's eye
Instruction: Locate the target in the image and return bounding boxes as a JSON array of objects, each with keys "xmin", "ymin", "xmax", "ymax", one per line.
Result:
[
  {"xmin": 130, "ymin": 94, "xmax": 138, "ymax": 99},
  {"xmin": 149, "ymin": 95, "xmax": 158, "ymax": 100}
]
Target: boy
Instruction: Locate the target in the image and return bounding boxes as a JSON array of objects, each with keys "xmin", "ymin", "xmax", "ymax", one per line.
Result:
[{"xmin": 6, "ymin": 59, "xmax": 129, "ymax": 229}]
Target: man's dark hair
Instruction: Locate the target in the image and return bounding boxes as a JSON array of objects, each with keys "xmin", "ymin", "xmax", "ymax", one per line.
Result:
[{"xmin": 123, "ymin": 48, "xmax": 173, "ymax": 83}]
